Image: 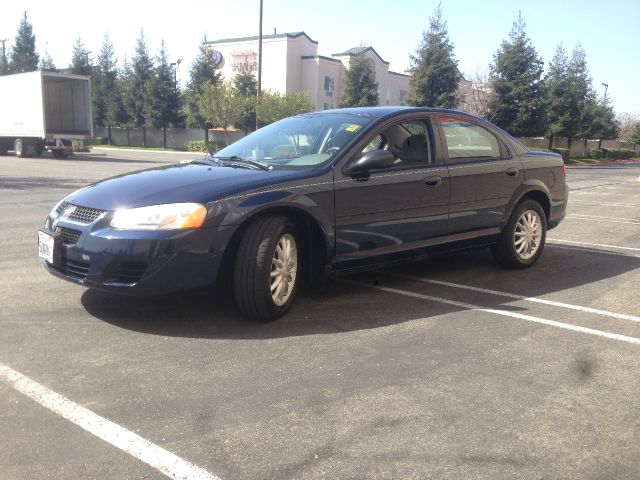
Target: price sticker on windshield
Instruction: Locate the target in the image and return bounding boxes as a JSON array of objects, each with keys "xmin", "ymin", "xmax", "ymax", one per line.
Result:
[{"xmin": 345, "ymin": 124, "xmax": 361, "ymax": 132}]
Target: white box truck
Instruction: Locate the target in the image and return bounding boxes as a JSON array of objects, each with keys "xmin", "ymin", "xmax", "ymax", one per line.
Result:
[{"xmin": 0, "ymin": 70, "xmax": 93, "ymax": 158}]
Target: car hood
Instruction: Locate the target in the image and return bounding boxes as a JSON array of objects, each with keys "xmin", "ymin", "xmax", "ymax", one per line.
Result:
[{"xmin": 65, "ymin": 162, "xmax": 307, "ymax": 211}]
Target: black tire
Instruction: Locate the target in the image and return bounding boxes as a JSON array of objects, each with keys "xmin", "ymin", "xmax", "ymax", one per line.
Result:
[
  {"xmin": 492, "ymin": 199, "xmax": 547, "ymax": 269},
  {"xmin": 234, "ymin": 215, "xmax": 299, "ymax": 321}
]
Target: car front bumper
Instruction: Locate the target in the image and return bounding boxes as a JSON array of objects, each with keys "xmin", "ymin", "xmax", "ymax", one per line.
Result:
[{"xmin": 41, "ymin": 218, "xmax": 237, "ymax": 296}]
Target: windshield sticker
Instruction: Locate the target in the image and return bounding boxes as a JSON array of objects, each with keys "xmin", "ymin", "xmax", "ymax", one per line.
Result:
[{"xmin": 345, "ymin": 124, "xmax": 361, "ymax": 132}]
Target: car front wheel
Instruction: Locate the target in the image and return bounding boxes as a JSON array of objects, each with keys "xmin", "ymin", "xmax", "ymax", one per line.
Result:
[
  {"xmin": 492, "ymin": 199, "xmax": 546, "ymax": 269},
  {"xmin": 234, "ymin": 215, "xmax": 299, "ymax": 321}
]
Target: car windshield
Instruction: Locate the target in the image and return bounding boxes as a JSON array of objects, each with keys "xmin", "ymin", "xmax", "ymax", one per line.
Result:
[{"xmin": 213, "ymin": 113, "xmax": 375, "ymax": 170}]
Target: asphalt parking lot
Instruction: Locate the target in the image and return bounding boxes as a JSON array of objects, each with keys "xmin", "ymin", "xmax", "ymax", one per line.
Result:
[{"xmin": 1, "ymin": 148, "xmax": 639, "ymax": 479}]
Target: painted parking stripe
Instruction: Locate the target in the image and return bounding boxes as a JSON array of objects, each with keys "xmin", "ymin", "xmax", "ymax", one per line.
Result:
[
  {"xmin": 547, "ymin": 243, "xmax": 640, "ymax": 258},
  {"xmin": 0, "ymin": 364, "xmax": 221, "ymax": 480},
  {"xmin": 386, "ymin": 273, "xmax": 640, "ymax": 323},
  {"xmin": 547, "ymin": 239, "xmax": 640, "ymax": 252},
  {"xmin": 571, "ymin": 200, "xmax": 640, "ymax": 208},
  {"xmin": 566, "ymin": 214, "xmax": 640, "ymax": 225},
  {"xmin": 346, "ymin": 281, "xmax": 640, "ymax": 346}
]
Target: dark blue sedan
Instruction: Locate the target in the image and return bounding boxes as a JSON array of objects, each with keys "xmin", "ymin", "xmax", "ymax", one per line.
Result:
[{"xmin": 39, "ymin": 107, "xmax": 567, "ymax": 321}]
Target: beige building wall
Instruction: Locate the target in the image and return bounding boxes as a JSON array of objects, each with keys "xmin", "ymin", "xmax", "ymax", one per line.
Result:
[{"xmin": 204, "ymin": 32, "xmax": 410, "ymax": 111}]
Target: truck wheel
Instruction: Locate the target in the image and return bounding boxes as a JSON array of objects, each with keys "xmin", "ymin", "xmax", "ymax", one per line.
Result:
[
  {"xmin": 492, "ymin": 199, "xmax": 547, "ymax": 269},
  {"xmin": 234, "ymin": 215, "xmax": 299, "ymax": 321},
  {"xmin": 14, "ymin": 139, "xmax": 25, "ymax": 158}
]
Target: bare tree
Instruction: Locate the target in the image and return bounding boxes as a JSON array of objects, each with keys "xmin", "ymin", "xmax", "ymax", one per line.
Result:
[
  {"xmin": 456, "ymin": 68, "xmax": 495, "ymax": 119},
  {"xmin": 616, "ymin": 112, "xmax": 640, "ymax": 143}
]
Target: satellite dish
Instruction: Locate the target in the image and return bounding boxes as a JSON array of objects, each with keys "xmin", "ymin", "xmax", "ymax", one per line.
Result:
[{"xmin": 210, "ymin": 50, "xmax": 225, "ymax": 69}]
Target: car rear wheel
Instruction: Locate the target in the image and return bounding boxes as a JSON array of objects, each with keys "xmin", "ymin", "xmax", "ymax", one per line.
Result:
[
  {"xmin": 234, "ymin": 215, "xmax": 299, "ymax": 321},
  {"xmin": 492, "ymin": 199, "xmax": 546, "ymax": 269}
]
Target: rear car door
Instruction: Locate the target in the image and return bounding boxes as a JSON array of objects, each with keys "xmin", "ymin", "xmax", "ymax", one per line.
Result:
[
  {"xmin": 434, "ymin": 114, "xmax": 524, "ymax": 234},
  {"xmin": 333, "ymin": 114, "xmax": 450, "ymax": 263}
]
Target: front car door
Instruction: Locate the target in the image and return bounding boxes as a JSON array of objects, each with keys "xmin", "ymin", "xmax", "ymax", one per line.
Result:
[
  {"xmin": 434, "ymin": 114, "xmax": 524, "ymax": 234},
  {"xmin": 333, "ymin": 114, "xmax": 450, "ymax": 264}
]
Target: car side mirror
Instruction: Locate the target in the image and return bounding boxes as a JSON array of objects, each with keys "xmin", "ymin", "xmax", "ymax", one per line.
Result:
[{"xmin": 344, "ymin": 150, "xmax": 395, "ymax": 175}]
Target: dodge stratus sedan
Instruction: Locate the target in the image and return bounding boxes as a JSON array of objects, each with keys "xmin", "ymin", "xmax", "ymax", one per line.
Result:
[{"xmin": 40, "ymin": 107, "xmax": 567, "ymax": 321}]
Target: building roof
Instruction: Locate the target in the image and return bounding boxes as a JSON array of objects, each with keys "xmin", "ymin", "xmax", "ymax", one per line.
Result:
[
  {"xmin": 301, "ymin": 55, "xmax": 343, "ymax": 63},
  {"xmin": 205, "ymin": 31, "xmax": 318, "ymax": 45},
  {"xmin": 332, "ymin": 46, "xmax": 390, "ymax": 65}
]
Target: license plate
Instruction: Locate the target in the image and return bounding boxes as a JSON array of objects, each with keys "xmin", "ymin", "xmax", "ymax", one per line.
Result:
[{"xmin": 38, "ymin": 230, "xmax": 55, "ymax": 264}]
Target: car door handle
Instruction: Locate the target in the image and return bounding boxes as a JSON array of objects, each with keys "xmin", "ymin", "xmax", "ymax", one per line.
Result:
[
  {"xmin": 504, "ymin": 167, "xmax": 519, "ymax": 177},
  {"xmin": 424, "ymin": 176, "xmax": 443, "ymax": 187}
]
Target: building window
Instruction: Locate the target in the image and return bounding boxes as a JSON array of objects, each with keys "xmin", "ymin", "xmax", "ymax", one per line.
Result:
[
  {"xmin": 377, "ymin": 83, "xmax": 383, "ymax": 97},
  {"xmin": 399, "ymin": 89, "xmax": 408, "ymax": 106},
  {"xmin": 323, "ymin": 103, "xmax": 330, "ymax": 110},
  {"xmin": 324, "ymin": 76, "xmax": 334, "ymax": 93}
]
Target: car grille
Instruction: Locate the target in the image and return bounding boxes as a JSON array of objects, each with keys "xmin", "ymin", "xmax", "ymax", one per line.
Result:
[
  {"xmin": 104, "ymin": 261, "xmax": 146, "ymax": 284},
  {"xmin": 48, "ymin": 258, "xmax": 90, "ymax": 280},
  {"xmin": 66, "ymin": 205, "xmax": 105, "ymax": 224},
  {"xmin": 55, "ymin": 226, "xmax": 81, "ymax": 245}
]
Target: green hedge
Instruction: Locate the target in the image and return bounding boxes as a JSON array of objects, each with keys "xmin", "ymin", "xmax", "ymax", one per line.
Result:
[
  {"xmin": 184, "ymin": 140, "xmax": 226, "ymax": 153},
  {"xmin": 589, "ymin": 147, "xmax": 636, "ymax": 160},
  {"xmin": 551, "ymin": 148, "xmax": 570, "ymax": 162}
]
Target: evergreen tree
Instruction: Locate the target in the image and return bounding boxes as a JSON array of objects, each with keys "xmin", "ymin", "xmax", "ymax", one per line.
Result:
[
  {"xmin": 93, "ymin": 33, "xmax": 125, "ymax": 140},
  {"xmin": 123, "ymin": 30, "xmax": 153, "ymax": 145},
  {"xmin": 145, "ymin": 40, "xmax": 182, "ymax": 148},
  {"xmin": 184, "ymin": 39, "xmax": 222, "ymax": 144},
  {"xmin": 544, "ymin": 44, "xmax": 575, "ymax": 146},
  {"xmin": 39, "ymin": 43, "xmax": 56, "ymax": 71},
  {"xmin": 408, "ymin": 4, "xmax": 459, "ymax": 108},
  {"xmin": 187, "ymin": 41, "xmax": 221, "ymax": 91},
  {"xmin": 69, "ymin": 36, "xmax": 92, "ymax": 75},
  {"xmin": 8, "ymin": 12, "xmax": 39, "ymax": 73},
  {"xmin": 0, "ymin": 39, "xmax": 8, "ymax": 75},
  {"xmin": 488, "ymin": 12, "xmax": 545, "ymax": 136},
  {"xmin": 233, "ymin": 60, "xmax": 257, "ymax": 133},
  {"xmin": 338, "ymin": 51, "xmax": 378, "ymax": 108}
]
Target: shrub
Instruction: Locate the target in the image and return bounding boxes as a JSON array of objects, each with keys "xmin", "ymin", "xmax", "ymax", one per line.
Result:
[
  {"xmin": 184, "ymin": 140, "xmax": 226, "ymax": 153},
  {"xmin": 551, "ymin": 148, "xmax": 570, "ymax": 162},
  {"xmin": 589, "ymin": 148, "xmax": 605, "ymax": 159},
  {"xmin": 589, "ymin": 147, "xmax": 635, "ymax": 160}
]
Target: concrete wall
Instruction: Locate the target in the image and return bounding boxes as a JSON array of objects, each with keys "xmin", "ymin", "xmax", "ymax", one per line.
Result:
[
  {"xmin": 93, "ymin": 127, "xmax": 245, "ymax": 150},
  {"xmin": 518, "ymin": 137, "xmax": 640, "ymax": 157}
]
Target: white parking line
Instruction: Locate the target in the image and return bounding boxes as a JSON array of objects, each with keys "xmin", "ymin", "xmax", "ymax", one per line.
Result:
[
  {"xmin": 0, "ymin": 364, "xmax": 221, "ymax": 480},
  {"xmin": 547, "ymin": 244, "xmax": 640, "ymax": 258},
  {"xmin": 571, "ymin": 200, "xmax": 640, "ymax": 208},
  {"xmin": 567, "ymin": 214, "xmax": 640, "ymax": 225},
  {"xmin": 386, "ymin": 273, "xmax": 640, "ymax": 323},
  {"xmin": 547, "ymin": 239, "xmax": 640, "ymax": 252},
  {"xmin": 347, "ymin": 282, "xmax": 640, "ymax": 346}
]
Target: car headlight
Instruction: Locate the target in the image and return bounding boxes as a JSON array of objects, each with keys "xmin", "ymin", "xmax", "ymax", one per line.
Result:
[{"xmin": 110, "ymin": 203, "xmax": 207, "ymax": 230}]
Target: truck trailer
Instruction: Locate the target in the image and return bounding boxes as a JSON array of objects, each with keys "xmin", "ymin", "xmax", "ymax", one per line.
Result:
[{"xmin": 0, "ymin": 70, "xmax": 93, "ymax": 158}]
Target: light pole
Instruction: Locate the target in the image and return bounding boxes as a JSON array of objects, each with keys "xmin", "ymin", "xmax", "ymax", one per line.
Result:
[
  {"xmin": 256, "ymin": 0, "xmax": 263, "ymax": 130},
  {"xmin": 170, "ymin": 59, "xmax": 182, "ymax": 90},
  {"xmin": 601, "ymin": 82, "xmax": 609, "ymax": 105}
]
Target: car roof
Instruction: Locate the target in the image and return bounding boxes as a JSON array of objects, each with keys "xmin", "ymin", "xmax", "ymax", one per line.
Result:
[{"xmin": 302, "ymin": 106, "xmax": 478, "ymax": 120}]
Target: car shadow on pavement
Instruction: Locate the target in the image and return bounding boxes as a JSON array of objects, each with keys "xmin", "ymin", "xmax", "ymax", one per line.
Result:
[{"xmin": 81, "ymin": 245, "xmax": 640, "ymax": 340}]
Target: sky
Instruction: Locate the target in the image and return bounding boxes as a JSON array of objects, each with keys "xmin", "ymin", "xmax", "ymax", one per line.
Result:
[{"xmin": 2, "ymin": 0, "xmax": 638, "ymax": 115}]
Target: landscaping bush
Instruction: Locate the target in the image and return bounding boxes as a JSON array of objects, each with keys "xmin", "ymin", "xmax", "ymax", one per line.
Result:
[
  {"xmin": 184, "ymin": 140, "xmax": 226, "ymax": 153},
  {"xmin": 551, "ymin": 148, "xmax": 570, "ymax": 162},
  {"xmin": 589, "ymin": 147, "xmax": 635, "ymax": 160}
]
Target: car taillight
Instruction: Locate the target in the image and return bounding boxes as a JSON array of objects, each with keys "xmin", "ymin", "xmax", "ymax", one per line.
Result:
[{"xmin": 562, "ymin": 163, "xmax": 567, "ymax": 175}]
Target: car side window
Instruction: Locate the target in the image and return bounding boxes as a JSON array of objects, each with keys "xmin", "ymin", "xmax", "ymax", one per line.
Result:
[
  {"xmin": 438, "ymin": 117, "xmax": 502, "ymax": 160},
  {"xmin": 360, "ymin": 120, "xmax": 431, "ymax": 167}
]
